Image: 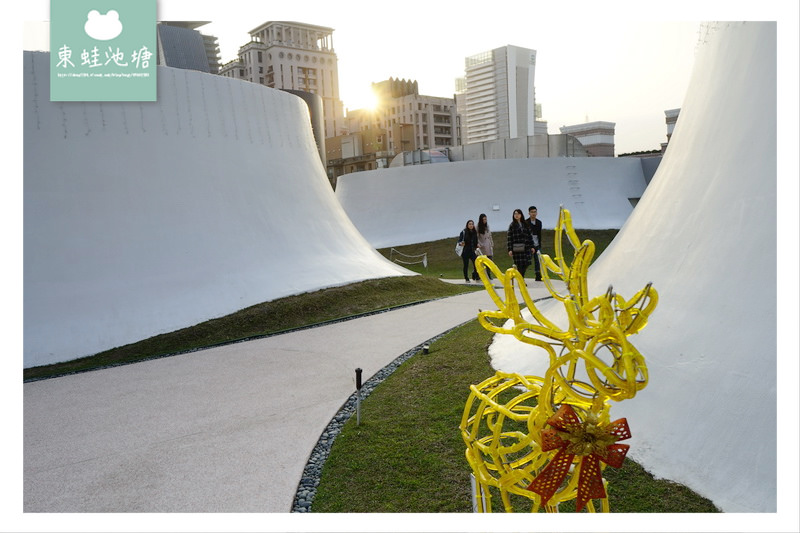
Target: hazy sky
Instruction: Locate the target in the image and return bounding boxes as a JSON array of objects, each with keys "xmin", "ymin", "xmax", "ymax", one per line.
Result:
[
  {"xmin": 201, "ymin": 15, "xmax": 700, "ymax": 155},
  {"xmin": 18, "ymin": 1, "xmax": 720, "ymax": 155},
  {"xmin": 18, "ymin": 1, "xmax": 798, "ymax": 155}
]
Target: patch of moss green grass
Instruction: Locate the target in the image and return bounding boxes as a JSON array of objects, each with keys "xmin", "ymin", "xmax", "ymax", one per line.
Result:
[
  {"xmin": 378, "ymin": 229, "xmax": 620, "ymax": 279},
  {"xmin": 313, "ymin": 318, "xmax": 495, "ymax": 512},
  {"xmin": 313, "ymin": 319, "xmax": 721, "ymax": 513},
  {"xmin": 23, "ymin": 276, "xmax": 479, "ymax": 382}
]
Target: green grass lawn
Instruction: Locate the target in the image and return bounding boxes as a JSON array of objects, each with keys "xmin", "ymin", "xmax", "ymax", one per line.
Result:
[
  {"xmin": 23, "ymin": 276, "xmax": 479, "ymax": 381},
  {"xmin": 377, "ymin": 228, "xmax": 620, "ymax": 280},
  {"xmin": 312, "ymin": 318, "xmax": 721, "ymax": 513}
]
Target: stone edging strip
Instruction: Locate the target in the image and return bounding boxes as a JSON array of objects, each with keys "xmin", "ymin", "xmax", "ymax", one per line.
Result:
[
  {"xmin": 290, "ymin": 320, "xmax": 472, "ymax": 512},
  {"xmin": 290, "ymin": 292, "xmax": 554, "ymax": 512}
]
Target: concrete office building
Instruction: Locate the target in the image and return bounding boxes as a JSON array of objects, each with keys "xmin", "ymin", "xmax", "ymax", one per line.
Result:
[
  {"xmin": 218, "ymin": 21, "xmax": 345, "ymax": 139},
  {"xmin": 461, "ymin": 45, "xmax": 546, "ymax": 144},
  {"xmin": 559, "ymin": 121, "xmax": 616, "ymax": 157}
]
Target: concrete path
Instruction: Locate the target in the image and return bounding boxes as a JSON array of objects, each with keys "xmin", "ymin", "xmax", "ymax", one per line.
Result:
[{"xmin": 23, "ymin": 280, "xmax": 555, "ymax": 513}]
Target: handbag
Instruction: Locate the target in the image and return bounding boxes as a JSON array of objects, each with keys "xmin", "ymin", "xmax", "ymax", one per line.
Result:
[
  {"xmin": 455, "ymin": 242, "xmax": 464, "ymax": 256},
  {"xmin": 512, "ymin": 243, "xmax": 526, "ymax": 253}
]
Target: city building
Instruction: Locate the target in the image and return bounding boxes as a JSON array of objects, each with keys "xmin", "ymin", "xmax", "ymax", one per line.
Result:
[
  {"xmin": 559, "ymin": 121, "xmax": 616, "ymax": 157},
  {"xmin": 460, "ymin": 45, "xmax": 546, "ymax": 144},
  {"xmin": 365, "ymin": 78, "xmax": 461, "ymax": 152},
  {"xmin": 328, "ymin": 78, "xmax": 460, "ymax": 183},
  {"xmin": 662, "ymin": 108, "xmax": 681, "ymax": 152},
  {"xmin": 157, "ymin": 22, "xmax": 221, "ymax": 74},
  {"xmin": 218, "ymin": 21, "xmax": 345, "ymax": 139},
  {"xmin": 326, "ymin": 126, "xmax": 392, "ymax": 186}
]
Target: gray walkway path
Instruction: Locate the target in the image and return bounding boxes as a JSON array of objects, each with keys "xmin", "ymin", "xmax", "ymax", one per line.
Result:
[{"xmin": 24, "ymin": 280, "xmax": 556, "ymax": 512}]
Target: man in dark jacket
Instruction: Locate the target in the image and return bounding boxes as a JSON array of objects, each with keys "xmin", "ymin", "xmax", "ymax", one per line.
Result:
[{"xmin": 526, "ymin": 206, "xmax": 543, "ymax": 281}]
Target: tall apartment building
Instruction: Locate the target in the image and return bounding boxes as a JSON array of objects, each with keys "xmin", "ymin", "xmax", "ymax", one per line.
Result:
[
  {"xmin": 218, "ymin": 21, "xmax": 345, "ymax": 139},
  {"xmin": 461, "ymin": 45, "xmax": 545, "ymax": 144},
  {"xmin": 347, "ymin": 78, "xmax": 460, "ymax": 152}
]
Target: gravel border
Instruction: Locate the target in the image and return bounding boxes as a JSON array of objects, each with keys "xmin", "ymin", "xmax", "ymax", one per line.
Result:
[{"xmin": 290, "ymin": 320, "xmax": 472, "ymax": 512}]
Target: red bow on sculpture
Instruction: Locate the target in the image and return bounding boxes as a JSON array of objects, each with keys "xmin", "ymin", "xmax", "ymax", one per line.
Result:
[{"xmin": 527, "ymin": 404, "xmax": 631, "ymax": 511}]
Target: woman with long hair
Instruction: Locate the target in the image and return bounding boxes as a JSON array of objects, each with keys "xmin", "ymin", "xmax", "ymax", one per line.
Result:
[
  {"xmin": 507, "ymin": 208, "xmax": 534, "ymax": 278},
  {"xmin": 458, "ymin": 219, "xmax": 479, "ymax": 283},
  {"xmin": 477, "ymin": 213, "xmax": 494, "ymax": 279}
]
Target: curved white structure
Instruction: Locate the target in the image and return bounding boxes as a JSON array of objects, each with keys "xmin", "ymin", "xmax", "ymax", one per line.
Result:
[
  {"xmin": 489, "ymin": 22, "xmax": 777, "ymax": 512},
  {"xmin": 336, "ymin": 156, "xmax": 648, "ymax": 249},
  {"xmin": 23, "ymin": 51, "xmax": 412, "ymax": 368}
]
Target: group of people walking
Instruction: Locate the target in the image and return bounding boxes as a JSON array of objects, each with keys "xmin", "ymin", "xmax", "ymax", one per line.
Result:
[{"xmin": 457, "ymin": 206, "xmax": 543, "ymax": 283}]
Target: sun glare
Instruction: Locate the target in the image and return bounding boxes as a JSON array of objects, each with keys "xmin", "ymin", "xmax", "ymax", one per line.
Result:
[
  {"xmin": 347, "ymin": 87, "xmax": 380, "ymax": 112},
  {"xmin": 362, "ymin": 90, "xmax": 380, "ymax": 112}
]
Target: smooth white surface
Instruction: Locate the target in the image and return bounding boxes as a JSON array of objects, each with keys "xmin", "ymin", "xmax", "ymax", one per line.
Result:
[
  {"xmin": 487, "ymin": 22, "xmax": 777, "ymax": 512},
  {"xmin": 24, "ymin": 289, "xmax": 505, "ymax": 512},
  {"xmin": 23, "ymin": 51, "xmax": 413, "ymax": 368},
  {"xmin": 336, "ymin": 157, "xmax": 648, "ymax": 249}
]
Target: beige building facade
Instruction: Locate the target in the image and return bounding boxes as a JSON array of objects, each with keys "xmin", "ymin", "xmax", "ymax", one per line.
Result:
[
  {"xmin": 349, "ymin": 78, "xmax": 461, "ymax": 153},
  {"xmin": 329, "ymin": 78, "xmax": 461, "ymax": 183}
]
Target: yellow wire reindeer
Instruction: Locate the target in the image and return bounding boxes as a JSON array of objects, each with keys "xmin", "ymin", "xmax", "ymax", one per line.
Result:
[{"xmin": 460, "ymin": 207, "xmax": 658, "ymax": 512}]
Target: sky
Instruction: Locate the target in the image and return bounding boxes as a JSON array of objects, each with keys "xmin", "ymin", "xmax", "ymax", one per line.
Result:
[
  {"xmin": 16, "ymin": 1, "xmax": 799, "ymax": 155},
  {"xmin": 201, "ymin": 16, "xmax": 700, "ymax": 155},
  {"xmin": 19, "ymin": 0, "xmax": 766, "ymax": 155}
]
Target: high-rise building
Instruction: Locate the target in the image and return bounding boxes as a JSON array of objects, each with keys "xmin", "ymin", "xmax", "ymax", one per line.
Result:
[
  {"xmin": 461, "ymin": 45, "xmax": 542, "ymax": 144},
  {"xmin": 218, "ymin": 21, "xmax": 345, "ymax": 139},
  {"xmin": 157, "ymin": 22, "xmax": 221, "ymax": 74}
]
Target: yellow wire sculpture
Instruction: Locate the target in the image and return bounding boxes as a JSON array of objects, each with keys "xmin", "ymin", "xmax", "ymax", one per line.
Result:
[{"xmin": 460, "ymin": 206, "xmax": 658, "ymax": 512}]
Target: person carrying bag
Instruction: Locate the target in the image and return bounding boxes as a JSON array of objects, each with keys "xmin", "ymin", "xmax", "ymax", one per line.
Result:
[{"xmin": 457, "ymin": 219, "xmax": 479, "ymax": 282}]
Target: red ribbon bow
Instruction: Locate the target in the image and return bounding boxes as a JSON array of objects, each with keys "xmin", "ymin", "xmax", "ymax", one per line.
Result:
[{"xmin": 527, "ymin": 404, "xmax": 631, "ymax": 511}]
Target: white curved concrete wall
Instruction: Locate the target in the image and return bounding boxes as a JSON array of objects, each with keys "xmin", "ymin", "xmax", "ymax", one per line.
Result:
[
  {"xmin": 489, "ymin": 22, "xmax": 777, "ymax": 512},
  {"xmin": 23, "ymin": 51, "xmax": 412, "ymax": 368},
  {"xmin": 336, "ymin": 157, "xmax": 647, "ymax": 249}
]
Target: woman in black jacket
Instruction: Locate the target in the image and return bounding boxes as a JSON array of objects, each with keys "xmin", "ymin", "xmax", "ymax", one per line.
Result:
[
  {"xmin": 507, "ymin": 209, "xmax": 535, "ymax": 278},
  {"xmin": 458, "ymin": 219, "xmax": 479, "ymax": 283}
]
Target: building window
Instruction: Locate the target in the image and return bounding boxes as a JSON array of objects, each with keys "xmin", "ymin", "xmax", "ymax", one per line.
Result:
[{"xmin": 258, "ymin": 51, "xmax": 263, "ymax": 62}]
